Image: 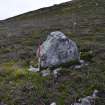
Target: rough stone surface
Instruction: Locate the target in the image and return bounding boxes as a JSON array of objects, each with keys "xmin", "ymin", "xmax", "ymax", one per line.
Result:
[
  {"xmin": 28, "ymin": 65, "xmax": 40, "ymax": 72},
  {"xmin": 41, "ymin": 70, "xmax": 50, "ymax": 77},
  {"xmin": 37, "ymin": 31, "xmax": 80, "ymax": 68},
  {"xmin": 71, "ymin": 90, "xmax": 98, "ymax": 105},
  {"xmin": 50, "ymin": 102, "xmax": 56, "ymax": 105}
]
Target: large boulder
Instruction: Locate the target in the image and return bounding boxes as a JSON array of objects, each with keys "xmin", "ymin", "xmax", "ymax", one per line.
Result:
[{"xmin": 37, "ymin": 31, "xmax": 80, "ymax": 68}]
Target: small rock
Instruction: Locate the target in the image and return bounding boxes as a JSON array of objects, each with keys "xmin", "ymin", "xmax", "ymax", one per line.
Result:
[
  {"xmin": 53, "ymin": 68, "xmax": 61, "ymax": 78},
  {"xmin": 41, "ymin": 70, "xmax": 50, "ymax": 77},
  {"xmin": 74, "ymin": 65, "xmax": 82, "ymax": 69},
  {"xmin": 0, "ymin": 102, "xmax": 7, "ymax": 105},
  {"xmin": 92, "ymin": 90, "xmax": 98, "ymax": 98},
  {"xmin": 71, "ymin": 103, "xmax": 81, "ymax": 105},
  {"xmin": 79, "ymin": 60, "xmax": 85, "ymax": 64},
  {"xmin": 81, "ymin": 98, "xmax": 91, "ymax": 105},
  {"xmin": 84, "ymin": 63, "xmax": 89, "ymax": 66},
  {"xmin": 50, "ymin": 102, "xmax": 56, "ymax": 105},
  {"xmin": 72, "ymin": 90, "xmax": 99, "ymax": 105},
  {"xmin": 28, "ymin": 65, "xmax": 40, "ymax": 72},
  {"xmin": 74, "ymin": 60, "xmax": 89, "ymax": 69},
  {"xmin": 95, "ymin": 90, "xmax": 105, "ymax": 98}
]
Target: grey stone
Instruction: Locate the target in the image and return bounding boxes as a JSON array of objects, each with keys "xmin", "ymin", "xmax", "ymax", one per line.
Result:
[
  {"xmin": 50, "ymin": 102, "xmax": 56, "ymax": 105},
  {"xmin": 41, "ymin": 70, "xmax": 50, "ymax": 77},
  {"xmin": 53, "ymin": 68, "xmax": 61, "ymax": 78},
  {"xmin": 71, "ymin": 90, "xmax": 98, "ymax": 105},
  {"xmin": 79, "ymin": 60, "xmax": 85, "ymax": 64},
  {"xmin": 80, "ymin": 97, "xmax": 91, "ymax": 105},
  {"xmin": 74, "ymin": 65, "xmax": 82, "ymax": 69},
  {"xmin": 74, "ymin": 60, "xmax": 89, "ymax": 69},
  {"xmin": 37, "ymin": 31, "xmax": 80, "ymax": 68},
  {"xmin": 28, "ymin": 65, "xmax": 40, "ymax": 72}
]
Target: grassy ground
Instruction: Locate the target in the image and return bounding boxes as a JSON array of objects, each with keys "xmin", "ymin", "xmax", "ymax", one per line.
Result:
[{"xmin": 0, "ymin": 45, "xmax": 105, "ymax": 105}]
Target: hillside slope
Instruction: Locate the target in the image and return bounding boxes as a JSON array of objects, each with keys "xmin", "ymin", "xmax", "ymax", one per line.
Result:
[
  {"xmin": 0, "ymin": 0, "xmax": 105, "ymax": 62},
  {"xmin": 0, "ymin": 0, "xmax": 105, "ymax": 105}
]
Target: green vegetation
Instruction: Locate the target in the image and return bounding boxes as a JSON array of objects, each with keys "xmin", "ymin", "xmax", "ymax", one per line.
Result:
[
  {"xmin": 0, "ymin": 62, "xmax": 48, "ymax": 105},
  {"xmin": 80, "ymin": 50, "xmax": 94, "ymax": 61},
  {"xmin": 0, "ymin": 53, "xmax": 105, "ymax": 105}
]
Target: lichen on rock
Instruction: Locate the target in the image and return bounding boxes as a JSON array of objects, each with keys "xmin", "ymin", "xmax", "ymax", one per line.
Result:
[{"xmin": 37, "ymin": 31, "xmax": 80, "ymax": 68}]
